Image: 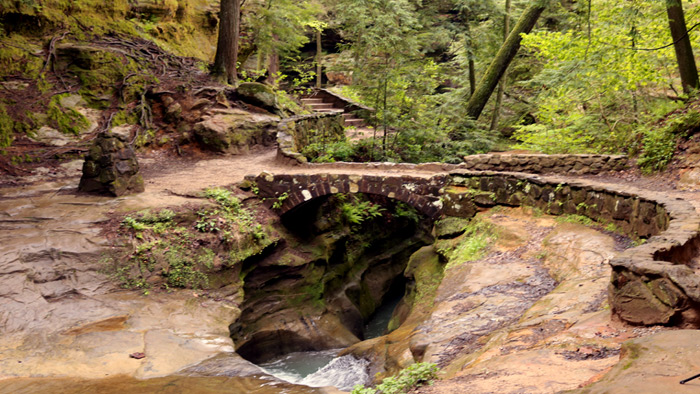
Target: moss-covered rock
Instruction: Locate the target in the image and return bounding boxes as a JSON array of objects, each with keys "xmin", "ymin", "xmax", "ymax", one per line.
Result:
[
  {"xmin": 434, "ymin": 217, "xmax": 472, "ymax": 239},
  {"xmin": 193, "ymin": 110, "xmax": 279, "ymax": 153},
  {"xmin": 236, "ymin": 82, "xmax": 282, "ymax": 114}
]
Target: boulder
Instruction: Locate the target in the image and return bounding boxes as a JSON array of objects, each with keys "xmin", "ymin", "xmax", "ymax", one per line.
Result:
[
  {"xmin": 128, "ymin": 0, "xmax": 179, "ymax": 20},
  {"xmin": 194, "ymin": 109, "xmax": 279, "ymax": 153},
  {"xmin": 235, "ymin": 82, "xmax": 281, "ymax": 114}
]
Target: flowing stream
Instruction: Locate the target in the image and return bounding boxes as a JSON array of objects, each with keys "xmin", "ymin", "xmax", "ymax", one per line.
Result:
[
  {"xmin": 260, "ymin": 350, "xmax": 370, "ymax": 391},
  {"xmin": 259, "ymin": 293, "xmax": 403, "ymax": 391}
]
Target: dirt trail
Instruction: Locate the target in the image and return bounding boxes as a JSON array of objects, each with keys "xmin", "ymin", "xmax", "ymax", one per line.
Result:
[{"xmin": 138, "ymin": 146, "xmax": 441, "ymax": 198}]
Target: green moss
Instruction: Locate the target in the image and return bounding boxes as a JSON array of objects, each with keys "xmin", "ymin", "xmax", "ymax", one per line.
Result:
[
  {"xmin": 112, "ymin": 109, "xmax": 140, "ymax": 126},
  {"xmin": 0, "ymin": 104, "xmax": 14, "ymax": 148},
  {"xmin": 404, "ymin": 246, "xmax": 444, "ymax": 311},
  {"xmin": 440, "ymin": 217, "xmax": 498, "ymax": 269},
  {"xmin": 0, "ymin": 33, "xmax": 43, "ymax": 79},
  {"xmin": 47, "ymin": 94, "xmax": 89, "ymax": 135}
]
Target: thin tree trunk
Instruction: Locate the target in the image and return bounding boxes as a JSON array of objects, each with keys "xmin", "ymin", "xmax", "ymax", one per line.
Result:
[
  {"xmin": 490, "ymin": 0, "xmax": 512, "ymax": 131},
  {"xmin": 316, "ymin": 29, "xmax": 323, "ymax": 88},
  {"xmin": 469, "ymin": 58, "xmax": 476, "ymax": 97},
  {"xmin": 465, "ymin": 17, "xmax": 476, "ymax": 96},
  {"xmin": 666, "ymin": 0, "xmax": 699, "ymax": 93},
  {"xmin": 212, "ymin": 0, "xmax": 240, "ymax": 84},
  {"xmin": 267, "ymin": 50, "xmax": 280, "ymax": 85},
  {"xmin": 464, "ymin": 0, "xmax": 548, "ymax": 123}
]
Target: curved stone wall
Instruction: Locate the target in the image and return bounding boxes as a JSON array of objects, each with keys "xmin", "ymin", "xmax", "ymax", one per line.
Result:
[
  {"xmin": 254, "ymin": 157, "xmax": 700, "ymax": 327},
  {"xmin": 460, "ymin": 153, "xmax": 628, "ymax": 175},
  {"xmin": 444, "ymin": 170, "xmax": 700, "ymax": 327},
  {"xmin": 277, "ymin": 151, "xmax": 628, "ymax": 176}
]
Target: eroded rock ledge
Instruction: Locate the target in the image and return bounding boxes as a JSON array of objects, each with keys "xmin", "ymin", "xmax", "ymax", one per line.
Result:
[{"xmin": 446, "ymin": 170, "xmax": 700, "ymax": 327}]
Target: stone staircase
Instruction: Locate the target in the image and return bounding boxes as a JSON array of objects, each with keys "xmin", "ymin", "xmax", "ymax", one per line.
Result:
[{"xmin": 299, "ymin": 95, "xmax": 366, "ymax": 127}]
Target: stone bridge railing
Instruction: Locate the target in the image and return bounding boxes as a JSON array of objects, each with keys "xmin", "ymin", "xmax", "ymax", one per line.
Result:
[
  {"xmin": 249, "ymin": 166, "xmax": 700, "ymax": 328},
  {"xmin": 250, "ymin": 172, "xmax": 447, "ymax": 218}
]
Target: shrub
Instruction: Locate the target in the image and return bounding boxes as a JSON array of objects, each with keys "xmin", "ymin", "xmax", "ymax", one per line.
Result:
[{"xmin": 351, "ymin": 362, "xmax": 438, "ymax": 394}]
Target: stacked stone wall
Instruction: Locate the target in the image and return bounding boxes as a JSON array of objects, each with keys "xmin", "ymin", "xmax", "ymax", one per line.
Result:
[
  {"xmin": 276, "ymin": 112, "xmax": 345, "ymax": 165},
  {"xmin": 78, "ymin": 131, "xmax": 144, "ymax": 196},
  {"xmin": 460, "ymin": 154, "xmax": 628, "ymax": 174}
]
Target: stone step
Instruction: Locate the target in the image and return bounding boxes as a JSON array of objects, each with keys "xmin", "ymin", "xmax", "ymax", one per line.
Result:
[
  {"xmin": 307, "ymin": 103, "xmax": 337, "ymax": 110},
  {"xmin": 300, "ymin": 98, "xmax": 324, "ymax": 104},
  {"xmin": 316, "ymin": 108, "xmax": 345, "ymax": 114},
  {"xmin": 344, "ymin": 118, "xmax": 365, "ymax": 126}
]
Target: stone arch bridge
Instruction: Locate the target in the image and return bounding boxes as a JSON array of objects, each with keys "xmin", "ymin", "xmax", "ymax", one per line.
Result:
[
  {"xmin": 251, "ymin": 172, "xmax": 448, "ymax": 218},
  {"xmin": 248, "ymin": 164, "xmax": 700, "ymax": 330}
]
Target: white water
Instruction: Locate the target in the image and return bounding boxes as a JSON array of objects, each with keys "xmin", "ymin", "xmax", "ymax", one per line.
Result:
[{"xmin": 260, "ymin": 349, "xmax": 370, "ymax": 391}]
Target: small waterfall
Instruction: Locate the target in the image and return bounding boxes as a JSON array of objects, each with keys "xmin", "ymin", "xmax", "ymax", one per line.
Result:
[
  {"xmin": 260, "ymin": 350, "xmax": 370, "ymax": 391},
  {"xmin": 299, "ymin": 355, "xmax": 370, "ymax": 390}
]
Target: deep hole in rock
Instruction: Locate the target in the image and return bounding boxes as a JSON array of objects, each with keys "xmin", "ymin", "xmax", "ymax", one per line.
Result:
[{"xmin": 230, "ymin": 193, "xmax": 434, "ymax": 365}]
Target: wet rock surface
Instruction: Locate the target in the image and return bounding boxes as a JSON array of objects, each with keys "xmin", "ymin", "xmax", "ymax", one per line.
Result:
[
  {"xmin": 4, "ymin": 149, "xmax": 700, "ymax": 394},
  {"xmin": 412, "ymin": 209, "xmax": 631, "ymax": 393}
]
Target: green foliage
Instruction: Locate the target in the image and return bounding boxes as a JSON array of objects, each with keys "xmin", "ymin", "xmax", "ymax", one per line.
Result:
[
  {"xmin": 440, "ymin": 217, "xmax": 497, "ymax": 269},
  {"xmin": 122, "ymin": 209, "xmax": 175, "ymax": 233},
  {"xmin": 514, "ymin": 0, "xmax": 695, "ymax": 154},
  {"xmin": 637, "ymin": 126, "xmax": 677, "ymax": 173},
  {"xmin": 394, "ymin": 202, "xmax": 420, "ymax": 224},
  {"xmin": 164, "ymin": 244, "xmax": 209, "ymax": 288},
  {"xmin": 638, "ymin": 109, "xmax": 700, "ymax": 172},
  {"xmin": 272, "ymin": 192, "xmax": 289, "ymax": 210},
  {"xmin": 243, "ymin": 0, "xmax": 320, "ymax": 60},
  {"xmin": 203, "ymin": 188, "xmax": 242, "ymax": 213},
  {"xmin": 108, "ymin": 190, "xmax": 274, "ymax": 290},
  {"xmin": 0, "ymin": 104, "xmax": 15, "ymax": 148},
  {"xmin": 331, "ymin": 0, "xmax": 497, "ymax": 159},
  {"xmin": 338, "ymin": 194, "xmax": 385, "ymax": 228},
  {"xmin": 556, "ymin": 214, "xmax": 594, "ymax": 226},
  {"xmin": 302, "ymin": 140, "xmax": 354, "ymax": 163},
  {"xmin": 351, "ymin": 362, "xmax": 438, "ymax": 394}
]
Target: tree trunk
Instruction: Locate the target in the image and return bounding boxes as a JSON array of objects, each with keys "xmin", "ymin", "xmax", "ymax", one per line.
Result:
[
  {"xmin": 666, "ymin": 0, "xmax": 699, "ymax": 93},
  {"xmin": 464, "ymin": 16, "xmax": 476, "ymax": 96},
  {"xmin": 490, "ymin": 0, "xmax": 512, "ymax": 131},
  {"xmin": 316, "ymin": 29, "xmax": 323, "ymax": 88},
  {"xmin": 267, "ymin": 50, "xmax": 280, "ymax": 85},
  {"xmin": 212, "ymin": 0, "xmax": 240, "ymax": 84},
  {"xmin": 463, "ymin": 0, "xmax": 548, "ymax": 123}
]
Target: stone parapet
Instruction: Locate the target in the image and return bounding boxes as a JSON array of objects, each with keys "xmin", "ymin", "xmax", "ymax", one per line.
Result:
[
  {"xmin": 460, "ymin": 153, "xmax": 628, "ymax": 174},
  {"xmin": 276, "ymin": 112, "xmax": 346, "ymax": 165},
  {"xmin": 446, "ymin": 170, "xmax": 700, "ymax": 327}
]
